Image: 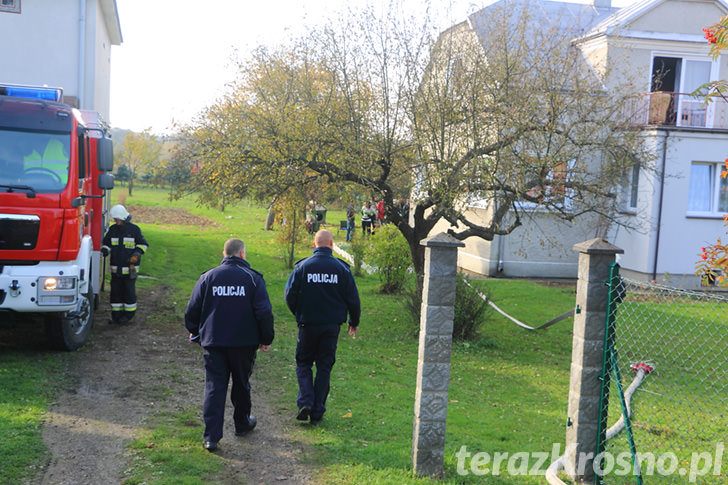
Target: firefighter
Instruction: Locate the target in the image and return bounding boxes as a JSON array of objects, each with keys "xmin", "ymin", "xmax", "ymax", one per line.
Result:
[
  {"xmin": 284, "ymin": 229, "xmax": 360, "ymax": 424},
  {"xmin": 101, "ymin": 204, "xmax": 148, "ymax": 324}
]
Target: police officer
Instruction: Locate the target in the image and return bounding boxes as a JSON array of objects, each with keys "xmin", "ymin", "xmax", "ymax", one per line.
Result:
[
  {"xmin": 185, "ymin": 238, "xmax": 274, "ymax": 452},
  {"xmin": 284, "ymin": 229, "xmax": 360, "ymax": 424},
  {"xmin": 101, "ymin": 205, "xmax": 148, "ymax": 324}
]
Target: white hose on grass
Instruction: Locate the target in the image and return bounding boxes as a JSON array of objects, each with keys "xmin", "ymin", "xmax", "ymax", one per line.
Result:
[
  {"xmin": 463, "ymin": 278, "xmax": 574, "ymax": 331},
  {"xmin": 545, "ymin": 363, "xmax": 653, "ymax": 484}
]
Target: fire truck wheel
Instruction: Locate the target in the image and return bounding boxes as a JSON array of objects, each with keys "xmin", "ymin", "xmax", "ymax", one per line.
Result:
[{"xmin": 45, "ymin": 288, "xmax": 94, "ymax": 351}]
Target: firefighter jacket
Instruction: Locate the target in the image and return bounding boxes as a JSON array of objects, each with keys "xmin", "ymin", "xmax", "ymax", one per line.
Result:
[
  {"xmin": 284, "ymin": 246, "xmax": 361, "ymax": 327},
  {"xmin": 184, "ymin": 256, "xmax": 275, "ymax": 348},
  {"xmin": 101, "ymin": 221, "xmax": 148, "ymax": 277}
]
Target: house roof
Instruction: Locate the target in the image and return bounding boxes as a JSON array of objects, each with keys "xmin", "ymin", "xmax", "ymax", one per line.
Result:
[
  {"xmin": 467, "ymin": 0, "xmax": 620, "ymax": 42},
  {"xmin": 101, "ymin": 0, "xmax": 123, "ymax": 45},
  {"xmin": 467, "ymin": 0, "xmax": 728, "ymax": 45},
  {"xmin": 580, "ymin": 0, "xmax": 728, "ymax": 42}
]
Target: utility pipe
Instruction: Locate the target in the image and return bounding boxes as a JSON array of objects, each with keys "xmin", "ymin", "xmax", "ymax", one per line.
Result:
[
  {"xmin": 651, "ymin": 130, "xmax": 670, "ymax": 282},
  {"xmin": 77, "ymin": 0, "xmax": 87, "ymax": 108}
]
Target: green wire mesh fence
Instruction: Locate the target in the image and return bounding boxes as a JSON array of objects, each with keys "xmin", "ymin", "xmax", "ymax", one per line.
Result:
[{"xmin": 597, "ymin": 266, "xmax": 728, "ymax": 484}]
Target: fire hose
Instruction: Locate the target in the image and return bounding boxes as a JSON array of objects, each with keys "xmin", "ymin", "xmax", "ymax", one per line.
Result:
[{"xmin": 545, "ymin": 362, "xmax": 654, "ymax": 484}]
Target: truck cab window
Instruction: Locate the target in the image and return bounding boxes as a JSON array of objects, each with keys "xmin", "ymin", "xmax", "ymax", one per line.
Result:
[{"xmin": 0, "ymin": 130, "xmax": 71, "ymax": 193}]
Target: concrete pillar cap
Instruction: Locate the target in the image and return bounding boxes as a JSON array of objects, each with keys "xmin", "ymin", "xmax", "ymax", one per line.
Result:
[
  {"xmin": 420, "ymin": 232, "xmax": 466, "ymax": 248},
  {"xmin": 572, "ymin": 238, "xmax": 624, "ymax": 255}
]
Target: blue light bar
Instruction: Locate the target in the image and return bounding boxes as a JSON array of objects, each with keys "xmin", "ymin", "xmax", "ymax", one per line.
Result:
[{"xmin": 0, "ymin": 85, "xmax": 63, "ymax": 102}]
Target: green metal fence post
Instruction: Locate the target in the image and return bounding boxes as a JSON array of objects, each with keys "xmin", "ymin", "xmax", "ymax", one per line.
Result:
[
  {"xmin": 596, "ymin": 263, "xmax": 642, "ymax": 485},
  {"xmin": 594, "ymin": 262, "xmax": 619, "ymax": 485}
]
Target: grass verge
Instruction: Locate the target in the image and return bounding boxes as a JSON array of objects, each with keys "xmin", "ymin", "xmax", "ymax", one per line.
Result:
[{"xmin": 0, "ymin": 352, "xmax": 63, "ymax": 482}]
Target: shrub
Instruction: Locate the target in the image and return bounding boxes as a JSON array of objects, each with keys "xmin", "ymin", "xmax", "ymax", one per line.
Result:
[
  {"xmin": 367, "ymin": 224, "xmax": 411, "ymax": 293},
  {"xmin": 452, "ymin": 274, "xmax": 490, "ymax": 341},
  {"xmin": 405, "ymin": 273, "xmax": 491, "ymax": 341},
  {"xmin": 349, "ymin": 237, "xmax": 370, "ymax": 277}
]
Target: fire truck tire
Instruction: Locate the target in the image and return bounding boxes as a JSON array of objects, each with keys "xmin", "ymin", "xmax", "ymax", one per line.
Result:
[{"xmin": 45, "ymin": 288, "xmax": 94, "ymax": 351}]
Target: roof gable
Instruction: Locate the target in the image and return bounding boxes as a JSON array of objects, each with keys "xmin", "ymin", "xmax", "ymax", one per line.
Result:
[
  {"xmin": 101, "ymin": 0, "xmax": 122, "ymax": 45},
  {"xmin": 584, "ymin": 0, "xmax": 728, "ymax": 40}
]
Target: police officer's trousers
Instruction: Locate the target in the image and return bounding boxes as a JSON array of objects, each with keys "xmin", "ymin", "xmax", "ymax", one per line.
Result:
[
  {"xmin": 202, "ymin": 346, "xmax": 257, "ymax": 442},
  {"xmin": 295, "ymin": 323, "xmax": 341, "ymax": 420}
]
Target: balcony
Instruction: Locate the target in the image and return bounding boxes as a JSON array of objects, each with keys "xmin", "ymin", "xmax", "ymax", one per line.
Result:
[{"xmin": 622, "ymin": 92, "xmax": 728, "ymax": 130}]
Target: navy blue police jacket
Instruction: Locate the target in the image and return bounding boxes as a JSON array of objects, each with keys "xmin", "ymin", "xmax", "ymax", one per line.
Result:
[
  {"xmin": 284, "ymin": 246, "xmax": 361, "ymax": 327},
  {"xmin": 185, "ymin": 256, "xmax": 274, "ymax": 347}
]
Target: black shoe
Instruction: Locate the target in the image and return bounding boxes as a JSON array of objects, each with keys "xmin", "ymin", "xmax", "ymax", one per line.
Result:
[
  {"xmin": 203, "ymin": 440, "xmax": 218, "ymax": 451},
  {"xmin": 309, "ymin": 417, "xmax": 322, "ymax": 425},
  {"xmin": 296, "ymin": 406, "xmax": 311, "ymax": 421},
  {"xmin": 235, "ymin": 416, "xmax": 257, "ymax": 436}
]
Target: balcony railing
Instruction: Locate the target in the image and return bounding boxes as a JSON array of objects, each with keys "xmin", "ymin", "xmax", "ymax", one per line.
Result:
[{"xmin": 622, "ymin": 92, "xmax": 728, "ymax": 130}]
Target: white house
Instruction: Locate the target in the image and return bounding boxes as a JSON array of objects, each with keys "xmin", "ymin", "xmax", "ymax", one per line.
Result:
[
  {"xmin": 442, "ymin": 0, "xmax": 728, "ymax": 288},
  {"xmin": 0, "ymin": 0, "xmax": 122, "ymax": 119}
]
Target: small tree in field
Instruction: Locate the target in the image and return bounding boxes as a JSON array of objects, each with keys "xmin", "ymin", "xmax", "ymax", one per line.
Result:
[
  {"xmin": 275, "ymin": 193, "xmax": 309, "ymax": 269},
  {"xmin": 115, "ymin": 129, "xmax": 162, "ymax": 196}
]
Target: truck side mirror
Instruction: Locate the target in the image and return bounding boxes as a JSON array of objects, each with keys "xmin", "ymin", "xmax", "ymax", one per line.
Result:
[
  {"xmin": 97, "ymin": 137, "xmax": 113, "ymax": 172},
  {"xmin": 98, "ymin": 172, "xmax": 115, "ymax": 190}
]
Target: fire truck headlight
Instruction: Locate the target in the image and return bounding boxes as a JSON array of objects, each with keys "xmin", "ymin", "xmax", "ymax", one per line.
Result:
[{"xmin": 42, "ymin": 276, "xmax": 76, "ymax": 291}]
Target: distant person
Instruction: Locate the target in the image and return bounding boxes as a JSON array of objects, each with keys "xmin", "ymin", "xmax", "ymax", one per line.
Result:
[
  {"xmin": 376, "ymin": 199, "xmax": 385, "ymax": 227},
  {"xmin": 184, "ymin": 238, "xmax": 275, "ymax": 452},
  {"xmin": 361, "ymin": 201, "xmax": 377, "ymax": 236},
  {"xmin": 396, "ymin": 198, "xmax": 406, "ymax": 219},
  {"xmin": 101, "ymin": 204, "xmax": 148, "ymax": 324},
  {"xmin": 284, "ymin": 229, "xmax": 360, "ymax": 425},
  {"xmin": 361, "ymin": 201, "xmax": 374, "ymax": 237},
  {"xmin": 345, "ymin": 203, "xmax": 356, "ymax": 242}
]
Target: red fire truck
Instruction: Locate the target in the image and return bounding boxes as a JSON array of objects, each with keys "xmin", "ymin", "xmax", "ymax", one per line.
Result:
[{"xmin": 0, "ymin": 83, "xmax": 114, "ymax": 350}]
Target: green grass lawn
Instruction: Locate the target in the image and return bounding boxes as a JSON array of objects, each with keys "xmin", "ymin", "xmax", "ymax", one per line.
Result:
[{"xmin": 3, "ymin": 186, "xmax": 724, "ymax": 484}]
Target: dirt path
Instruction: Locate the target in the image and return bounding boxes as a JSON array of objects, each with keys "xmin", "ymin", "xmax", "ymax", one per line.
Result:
[{"xmin": 25, "ymin": 208, "xmax": 313, "ymax": 484}]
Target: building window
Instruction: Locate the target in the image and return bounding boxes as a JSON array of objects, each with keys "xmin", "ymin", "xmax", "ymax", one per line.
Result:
[
  {"xmin": 687, "ymin": 162, "xmax": 728, "ymax": 216},
  {"xmin": 650, "ymin": 55, "xmax": 715, "ymax": 128},
  {"xmin": 0, "ymin": 0, "xmax": 20, "ymax": 13},
  {"xmin": 518, "ymin": 160, "xmax": 572, "ymax": 211},
  {"xmin": 620, "ymin": 163, "xmax": 639, "ymax": 212}
]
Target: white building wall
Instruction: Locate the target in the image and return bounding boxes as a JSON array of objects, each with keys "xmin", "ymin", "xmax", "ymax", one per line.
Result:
[
  {"xmin": 0, "ymin": 0, "xmax": 118, "ymax": 119},
  {"xmin": 439, "ymin": 205, "xmax": 596, "ymax": 278},
  {"xmin": 613, "ymin": 129, "xmax": 728, "ymax": 287},
  {"xmin": 0, "ymin": 1, "xmax": 79, "ymax": 93}
]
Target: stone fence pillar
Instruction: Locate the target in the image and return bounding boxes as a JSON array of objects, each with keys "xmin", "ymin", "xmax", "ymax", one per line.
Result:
[
  {"xmin": 565, "ymin": 238, "xmax": 623, "ymax": 482},
  {"xmin": 412, "ymin": 233, "xmax": 464, "ymax": 477}
]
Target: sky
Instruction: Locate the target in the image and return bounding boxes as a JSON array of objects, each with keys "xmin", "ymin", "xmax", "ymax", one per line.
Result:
[{"xmin": 109, "ymin": 0, "xmax": 636, "ymax": 134}]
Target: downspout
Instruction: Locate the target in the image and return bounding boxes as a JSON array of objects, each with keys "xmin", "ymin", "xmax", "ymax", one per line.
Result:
[
  {"xmin": 77, "ymin": 0, "xmax": 87, "ymax": 109},
  {"xmin": 497, "ymin": 233, "xmax": 505, "ymax": 273},
  {"xmin": 651, "ymin": 130, "xmax": 669, "ymax": 282},
  {"xmin": 494, "ymin": 199, "xmax": 504, "ymax": 273}
]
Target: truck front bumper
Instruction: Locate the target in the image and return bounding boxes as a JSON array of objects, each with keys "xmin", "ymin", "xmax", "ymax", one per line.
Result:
[{"xmin": 0, "ymin": 261, "xmax": 82, "ymax": 312}]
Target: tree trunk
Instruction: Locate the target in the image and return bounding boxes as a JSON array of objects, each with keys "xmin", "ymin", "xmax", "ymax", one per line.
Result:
[
  {"xmin": 264, "ymin": 200, "xmax": 276, "ymax": 231},
  {"xmin": 286, "ymin": 208, "xmax": 298, "ymax": 269}
]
